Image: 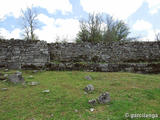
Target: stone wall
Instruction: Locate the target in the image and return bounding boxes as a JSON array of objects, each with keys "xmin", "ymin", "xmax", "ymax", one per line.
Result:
[
  {"xmin": 48, "ymin": 42, "xmax": 160, "ymax": 63},
  {"xmin": 0, "ymin": 39, "xmax": 50, "ymax": 69},
  {"xmin": 1, "ymin": 39, "xmax": 160, "ymax": 73}
]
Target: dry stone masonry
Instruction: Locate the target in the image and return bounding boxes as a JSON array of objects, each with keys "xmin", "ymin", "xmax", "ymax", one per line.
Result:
[
  {"xmin": 0, "ymin": 39, "xmax": 50, "ymax": 69},
  {"xmin": 1, "ymin": 39, "xmax": 160, "ymax": 73}
]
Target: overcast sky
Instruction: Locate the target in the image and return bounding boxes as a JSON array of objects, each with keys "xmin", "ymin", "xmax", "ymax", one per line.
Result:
[{"xmin": 0, "ymin": 0, "xmax": 160, "ymax": 42}]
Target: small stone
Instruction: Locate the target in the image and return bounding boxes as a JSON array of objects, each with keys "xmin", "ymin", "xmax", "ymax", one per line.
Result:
[
  {"xmin": 28, "ymin": 82, "xmax": 39, "ymax": 86},
  {"xmin": 28, "ymin": 75, "xmax": 34, "ymax": 79},
  {"xmin": 0, "ymin": 76, "xmax": 6, "ymax": 81},
  {"xmin": 16, "ymin": 71, "xmax": 22, "ymax": 76},
  {"xmin": 85, "ymin": 75, "xmax": 92, "ymax": 80},
  {"xmin": 84, "ymin": 92, "xmax": 88, "ymax": 95},
  {"xmin": 0, "ymin": 73, "xmax": 3, "ymax": 76},
  {"xmin": 4, "ymin": 74, "xmax": 8, "ymax": 78},
  {"xmin": 74, "ymin": 109, "xmax": 78, "ymax": 112},
  {"xmin": 84, "ymin": 84, "xmax": 94, "ymax": 93},
  {"xmin": 88, "ymin": 99, "xmax": 97, "ymax": 105},
  {"xmin": 42, "ymin": 89, "xmax": 50, "ymax": 93},
  {"xmin": 90, "ymin": 108, "xmax": 94, "ymax": 112},
  {"xmin": 1, "ymin": 88, "xmax": 8, "ymax": 91},
  {"xmin": 50, "ymin": 114, "xmax": 54, "ymax": 117},
  {"xmin": 33, "ymin": 70, "xmax": 38, "ymax": 73},
  {"xmin": 4, "ymin": 69, "xmax": 9, "ymax": 72}
]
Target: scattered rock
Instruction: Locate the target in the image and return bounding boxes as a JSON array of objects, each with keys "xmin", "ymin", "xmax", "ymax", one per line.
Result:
[
  {"xmin": 4, "ymin": 69, "xmax": 9, "ymax": 72},
  {"xmin": 42, "ymin": 89, "xmax": 50, "ymax": 93},
  {"xmin": 0, "ymin": 76, "xmax": 6, "ymax": 81},
  {"xmin": 32, "ymin": 70, "xmax": 38, "ymax": 73},
  {"xmin": 84, "ymin": 92, "xmax": 88, "ymax": 95},
  {"xmin": 8, "ymin": 72, "xmax": 24, "ymax": 84},
  {"xmin": 0, "ymin": 73, "xmax": 3, "ymax": 76},
  {"xmin": 84, "ymin": 84, "xmax": 94, "ymax": 93},
  {"xmin": 0, "ymin": 74, "xmax": 8, "ymax": 81},
  {"xmin": 85, "ymin": 75, "xmax": 92, "ymax": 80},
  {"xmin": 97, "ymin": 92, "xmax": 110, "ymax": 104},
  {"xmin": 88, "ymin": 99, "xmax": 97, "ymax": 105},
  {"xmin": 4, "ymin": 74, "xmax": 8, "ymax": 78},
  {"xmin": 16, "ymin": 71, "xmax": 22, "ymax": 76},
  {"xmin": 1, "ymin": 88, "xmax": 8, "ymax": 91},
  {"xmin": 28, "ymin": 75, "xmax": 34, "ymax": 79},
  {"xmin": 90, "ymin": 108, "xmax": 95, "ymax": 112},
  {"xmin": 74, "ymin": 109, "xmax": 78, "ymax": 113},
  {"xmin": 28, "ymin": 81, "xmax": 39, "ymax": 86}
]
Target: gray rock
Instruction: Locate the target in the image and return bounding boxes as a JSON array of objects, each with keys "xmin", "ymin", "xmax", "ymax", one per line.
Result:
[
  {"xmin": 8, "ymin": 73, "xmax": 24, "ymax": 84},
  {"xmin": 88, "ymin": 99, "xmax": 97, "ymax": 105},
  {"xmin": 0, "ymin": 76, "xmax": 6, "ymax": 81},
  {"xmin": 84, "ymin": 84, "xmax": 94, "ymax": 93},
  {"xmin": 90, "ymin": 108, "xmax": 95, "ymax": 112},
  {"xmin": 28, "ymin": 75, "xmax": 34, "ymax": 79},
  {"xmin": 28, "ymin": 81, "xmax": 39, "ymax": 86},
  {"xmin": 16, "ymin": 71, "xmax": 22, "ymax": 76},
  {"xmin": 4, "ymin": 69, "xmax": 9, "ymax": 72},
  {"xmin": 1, "ymin": 88, "xmax": 8, "ymax": 91},
  {"xmin": 0, "ymin": 73, "xmax": 3, "ymax": 76},
  {"xmin": 4, "ymin": 74, "xmax": 8, "ymax": 78},
  {"xmin": 97, "ymin": 92, "xmax": 110, "ymax": 104},
  {"xmin": 42, "ymin": 89, "xmax": 50, "ymax": 93},
  {"xmin": 74, "ymin": 109, "xmax": 78, "ymax": 113},
  {"xmin": 85, "ymin": 75, "xmax": 92, "ymax": 80},
  {"xmin": 32, "ymin": 70, "xmax": 38, "ymax": 73}
]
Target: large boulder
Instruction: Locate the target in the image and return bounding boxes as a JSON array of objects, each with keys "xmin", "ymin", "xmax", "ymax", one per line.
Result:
[{"xmin": 8, "ymin": 72, "xmax": 24, "ymax": 84}]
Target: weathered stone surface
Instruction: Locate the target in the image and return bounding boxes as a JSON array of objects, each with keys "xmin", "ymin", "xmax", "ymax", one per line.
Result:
[
  {"xmin": 0, "ymin": 73, "xmax": 3, "ymax": 76},
  {"xmin": 0, "ymin": 76, "xmax": 6, "ymax": 81},
  {"xmin": 1, "ymin": 39, "xmax": 160, "ymax": 73},
  {"xmin": 85, "ymin": 75, "xmax": 92, "ymax": 80},
  {"xmin": 28, "ymin": 81, "xmax": 39, "ymax": 86},
  {"xmin": 90, "ymin": 108, "xmax": 95, "ymax": 112},
  {"xmin": 8, "ymin": 73, "xmax": 24, "ymax": 84},
  {"xmin": 49, "ymin": 42, "xmax": 160, "ymax": 63},
  {"xmin": 4, "ymin": 69, "xmax": 9, "ymax": 72},
  {"xmin": 84, "ymin": 84, "xmax": 94, "ymax": 93},
  {"xmin": 32, "ymin": 70, "xmax": 38, "ymax": 73},
  {"xmin": 4, "ymin": 74, "xmax": 8, "ymax": 78},
  {"xmin": 1, "ymin": 88, "xmax": 8, "ymax": 91},
  {"xmin": 0, "ymin": 39, "xmax": 49, "ymax": 70},
  {"xmin": 88, "ymin": 99, "xmax": 97, "ymax": 105},
  {"xmin": 0, "ymin": 73, "xmax": 7, "ymax": 81},
  {"xmin": 97, "ymin": 92, "xmax": 111, "ymax": 104},
  {"xmin": 42, "ymin": 89, "xmax": 50, "ymax": 93}
]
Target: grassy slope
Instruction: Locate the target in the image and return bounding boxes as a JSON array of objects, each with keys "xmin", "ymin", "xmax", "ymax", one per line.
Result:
[{"xmin": 0, "ymin": 71, "xmax": 160, "ymax": 120}]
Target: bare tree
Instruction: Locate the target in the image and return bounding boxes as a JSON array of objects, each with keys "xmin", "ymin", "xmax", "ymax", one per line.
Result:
[
  {"xmin": 21, "ymin": 6, "xmax": 38, "ymax": 40},
  {"xmin": 155, "ymin": 32, "xmax": 160, "ymax": 41}
]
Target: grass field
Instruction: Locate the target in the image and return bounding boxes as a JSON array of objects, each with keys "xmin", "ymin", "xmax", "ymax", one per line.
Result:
[{"xmin": 0, "ymin": 70, "xmax": 160, "ymax": 120}]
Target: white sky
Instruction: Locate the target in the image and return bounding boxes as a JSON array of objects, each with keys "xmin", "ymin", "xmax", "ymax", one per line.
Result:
[{"xmin": 0, "ymin": 0, "xmax": 160, "ymax": 42}]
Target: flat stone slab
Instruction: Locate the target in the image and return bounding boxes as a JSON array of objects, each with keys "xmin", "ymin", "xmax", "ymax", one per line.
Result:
[
  {"xmin": 28, "ymin": 81, "xmax": 39, "ymax": 86},
  {"xmin": 8, "ymin": 73, "xmax": 24, "ymax": 84}
]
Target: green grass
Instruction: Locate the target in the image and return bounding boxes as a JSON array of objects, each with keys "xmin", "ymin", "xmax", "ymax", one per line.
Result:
[{"xmin": 0, "ymin": 71, "xmax": 160, "ymax": 120}]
